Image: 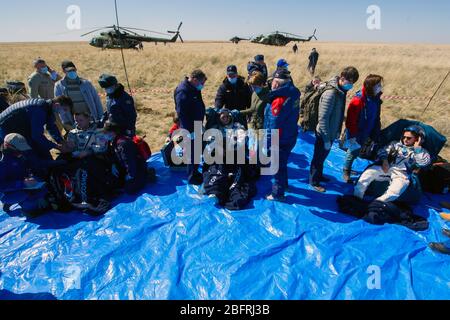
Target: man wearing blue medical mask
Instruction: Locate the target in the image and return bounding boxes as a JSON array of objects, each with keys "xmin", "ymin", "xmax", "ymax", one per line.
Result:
[
  {"xmin": 174, "ymin": 69, "xmax": 208, "ymax": 185},
  {"xmin": 98, "ymin": 74, "xmax": 137, "ymax": 137},
  {"xmin": 214, "ymin": 65, "xmax": 252, "ymax": 113},
  {"xmin": 54, "ymin": 60, "xmax": 104, "ymax": 130},
  {"xmin": 28, "ymin": 58, "xmax": 61, "ymax": 100},
  {"xmin": 309, "ymin": 66, "xmax": 359, "ymax": 193},
  {"xmin": 28, "ymin": 58, "xmax": 63, "ymax": 132}
]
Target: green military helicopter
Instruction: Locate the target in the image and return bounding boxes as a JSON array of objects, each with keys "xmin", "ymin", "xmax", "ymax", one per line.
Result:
[
  {"xmin": 82, "ymin": 22, "xmax": 184, "ymax": 50},
  {"xmin": 237, "ymin": 29, "xmax": 317, "ymax": 47},
  {"xmin": 230, "ymin": 36, "xmax": 250, "ymax": 44},
  {"xmin": 81, "ymin": 0, "xmax": 183, "ymax": 50}
]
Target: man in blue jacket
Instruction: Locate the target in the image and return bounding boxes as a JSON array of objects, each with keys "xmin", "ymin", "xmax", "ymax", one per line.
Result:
[
  {"xmin": 264, "ymin": 70, "xmax": 301, "ymax": 201},
  {"xmin": 0, "ymin": 134, "xmax": 64, "ymax": 216},
  {"xmin": 98, "ymin": 74, "xmax": 137, "ymax": 137},
  {"xmin": 174, "ymin": 70, "xmax": 207, "ymax": 185},
  {"xmin": 0, "ymin": 96, "xmax": 75, "ymax": 159}
]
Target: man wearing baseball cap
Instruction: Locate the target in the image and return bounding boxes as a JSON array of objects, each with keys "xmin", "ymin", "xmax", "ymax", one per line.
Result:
[
  {"xmin": 247, "ymin": 55, "xmax": 268, "ymax": 81},
  {"xmin": 215, "ymin": 65, "xmax": 252, "ymax": 112},
  {"xmin": 54, "ymin": 60, "xmax": 104, "ymax": 130},
  {"xmin": 28, "ymin": 58, "xmax": 61, "ymax": 100},
  {"xmin": 0, "ymin": 133, "xmax": 63, "ymax": 217},
  {"xmin": 98, "ymin": 74, "xmax": 137, "ymax": 137},
  {"xmin": 264, "ymin": 69, "xmax": 301, "ymax": 202}
]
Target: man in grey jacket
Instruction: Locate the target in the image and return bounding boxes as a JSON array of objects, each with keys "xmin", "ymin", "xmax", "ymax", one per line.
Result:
[
  {"xmin": 55, "ymin": 60, "xmax": 104, "ymax": 130},
  {"xmin": 309, "ymin": 66, "xmax": 359, "ymax": 193}
]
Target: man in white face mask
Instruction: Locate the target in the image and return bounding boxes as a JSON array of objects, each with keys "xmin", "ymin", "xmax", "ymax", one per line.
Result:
[
  {"xmin": 54, "ymin": 60, "xmax": 104, "ymax": 130},
  {"xmin": 214, "ymin": 65, "xmax": 252, "ymax": 112},
  {"xmin": 28, "ymin": 58, "xmax": 61, "ymax": 100}
]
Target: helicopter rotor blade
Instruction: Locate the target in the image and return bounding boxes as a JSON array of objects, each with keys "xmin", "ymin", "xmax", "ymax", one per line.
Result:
[
  {"xmin": 117, "ymin": 27, "xmax": 142, "ymax": 36},
  {"xmin": 179, "ymin": 35, "xmax": 184, "ymax": 43},
  {"xmin": 81, "ymin": 26, "xmax": 115, "ymax": 37},
  {"xmin": 120, "ymin": 27, "xmax": 170, "ymax": 36},
  {"xmin": 177, "ymin": 22, "xmax": 183, "ymax": 31}
]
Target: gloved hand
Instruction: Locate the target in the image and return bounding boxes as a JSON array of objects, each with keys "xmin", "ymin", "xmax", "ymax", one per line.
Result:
[{"xmin": 324, "ymin": 141, "xmax": 332, "ymax": 151}]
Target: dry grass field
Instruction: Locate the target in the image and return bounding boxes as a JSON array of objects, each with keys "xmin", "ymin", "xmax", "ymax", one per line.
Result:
[{"xmin": 0, "ymin": 41, "xmax": 449, "ymax": 158}]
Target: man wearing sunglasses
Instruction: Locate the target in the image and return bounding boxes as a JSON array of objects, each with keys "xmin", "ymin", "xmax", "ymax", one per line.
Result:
[{"xmin": 354, "ymin": 125, "xmax": 431, "ymax": 202}]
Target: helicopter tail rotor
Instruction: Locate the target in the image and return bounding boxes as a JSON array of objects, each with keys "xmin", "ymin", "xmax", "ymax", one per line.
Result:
[{"xmin": 167, "ymin": 22, "xmax": 184, "ymax": 43}]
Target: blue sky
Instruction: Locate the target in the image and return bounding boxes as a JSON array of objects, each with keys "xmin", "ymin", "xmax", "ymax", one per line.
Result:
[{"xmin": 0, "ymin": 0, "xmax": 449, "ymax": 43}]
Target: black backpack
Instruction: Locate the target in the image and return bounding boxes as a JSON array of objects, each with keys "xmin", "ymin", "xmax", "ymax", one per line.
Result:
[
  {"xmin": 419, "ymin": 161, "xmax": 450, "ymax": 194},
  {"xmin": 300, "ymin": 83, "xmax": 336, "ymax": 132}
]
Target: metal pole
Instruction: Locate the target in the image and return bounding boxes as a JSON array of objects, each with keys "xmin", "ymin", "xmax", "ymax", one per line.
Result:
[
  {"xmin": 422, "ymin": 70, "xmax": 450, "ymax": 118},
  {"xmin": 114, "ymin": 0, "xmax": 132, "ymax": 94}
]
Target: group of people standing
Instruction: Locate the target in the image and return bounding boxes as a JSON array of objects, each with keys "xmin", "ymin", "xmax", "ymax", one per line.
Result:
[{"xmin": 172, "ymin": 54, "xmax": 434, "ymax": 210}]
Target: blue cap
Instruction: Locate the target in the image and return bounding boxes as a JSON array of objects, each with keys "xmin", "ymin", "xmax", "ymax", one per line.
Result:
[
  {"xmin": 227, "ymin": 65, "xmax": 238, "ymax": 75},
  {"xmin": 98, "ymin": 74, "xmax": 118, "ymax": 88},
  {"xmin": 273, "ymin": 69, "xmax": 291, "ymax": 80},
  {"xmin": 277, "ymin": 59, "xmax": 289, "ymax": 68},
  {"xmin": 254, "ymin": 54, "xmax": 265, "ymax": 62}
]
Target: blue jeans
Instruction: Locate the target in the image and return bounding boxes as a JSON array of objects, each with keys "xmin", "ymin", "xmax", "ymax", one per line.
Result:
[
  {"xmin": 1, "ymin": 188, "xmax": 48, "ymax": 214},
  {"xmin": 271, "ymin": 142, "xmax": 296, "ymax": 198},
  {"xmin": 309, "ymin": 134, "xmax": 332, "ymax": 186},
  {"xmin": 344, "ymin": 147, "xmax": 361, "ymax": 172},
  {"xmin": 187, "ymin": 134, "xmax": 202, "ymax": 184}
]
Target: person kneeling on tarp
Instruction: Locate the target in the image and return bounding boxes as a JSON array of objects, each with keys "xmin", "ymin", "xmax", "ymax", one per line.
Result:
[
  {"xmin": 354, "ymin": 125, "xmax": 431, "ymax": 202},
  {"xmin": 0, "ymin": 134, "xmax": 63, "ymax": 216}
]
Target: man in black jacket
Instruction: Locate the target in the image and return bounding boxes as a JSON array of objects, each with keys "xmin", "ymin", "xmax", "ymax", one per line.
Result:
[
  {"xmin": 215, "ymin": 65, "xmax": 252, "ymax": 112},
  {"xmin": 308, "ymin": 48, "xmax": 320, "ymax": 76}
]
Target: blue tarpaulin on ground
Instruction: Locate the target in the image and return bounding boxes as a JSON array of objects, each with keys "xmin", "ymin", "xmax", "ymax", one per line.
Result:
[{"xmin": 0, "ymin": 132, "xmax": 449, "ymax": 300}]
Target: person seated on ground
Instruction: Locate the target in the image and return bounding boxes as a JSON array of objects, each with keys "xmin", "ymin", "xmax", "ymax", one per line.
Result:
[
  {"xmin": 165, "ymin": 113, "xmax": 181, "ymax": 144},
  {"xmin": 304, "ymin": 76, "xmax": 322, "ymax": 94},
  {"xmin": 103, "ymin": 121, "xmax": 149, "ymax": 195},
  {"xmin": 0, "ymin": 134, "xmax": 64, "ymax": 216},
  {"xmin": 215, "ymin": 65, "xmax": 252, "ymax": 112},
  {"xmin": 429, "ymin": 229, "xmax": 450, "ymax": 255},
  {"xmin": 203, "ymin": 109, "xmax": 257, "ymax": 210},
  {"xmin": 98, "ymin": 74, "xmax": 137, "ymax": 137},
  {"xmin": 66, "ymin": 111, "xmax": 109, "ymax": 161},
  {"xmin": 211, "ymin": 108, "xmax": 247, "ymax": 145},
  {"xmin": 354, "ymin": 125, "xmax": 431, "ymax": 203},
  {"xmin": 0, "ymin": 96, "xmax": 75, "ymax": 160}
]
